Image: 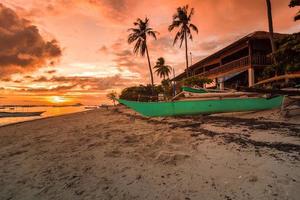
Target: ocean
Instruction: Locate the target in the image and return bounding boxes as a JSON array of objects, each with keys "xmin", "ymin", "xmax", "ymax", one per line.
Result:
[{"xmin": 0, "ymin": 106, "xmax": 89, "ymax": 126}]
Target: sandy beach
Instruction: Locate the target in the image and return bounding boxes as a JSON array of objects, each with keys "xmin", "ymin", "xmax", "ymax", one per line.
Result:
[{"xmin": 0, "ymin": 106, "xmax": 299, "ymax": 200}]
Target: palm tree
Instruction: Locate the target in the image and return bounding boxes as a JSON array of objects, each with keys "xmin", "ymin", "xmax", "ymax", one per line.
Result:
[
  {"xmin": 154, "ymin": 57, "xmax": 172, "ymax": 80},
  {"xmin": 106, "ymin": 91, "xmax": 117, "ymax": 106},
  {"xmin": 168, "ymin": 5, "xmax": 198, "ymax": 78},
  {"xmin": 266, "ymin": 0, "xmax": 277, "ymax": 70},
  {"xmin": 128, "ymin": 18, "xmax": 158, "ymax": 89}
]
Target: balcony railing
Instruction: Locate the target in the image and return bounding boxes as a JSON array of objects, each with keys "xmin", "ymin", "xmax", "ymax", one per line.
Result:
[
  {"xmin": 201, "ymin": 56, "xmax": 249, "ymax": 77},
  {"xmin": 198, "ymin": 55, "xmax": 271, "ymax": 77}
]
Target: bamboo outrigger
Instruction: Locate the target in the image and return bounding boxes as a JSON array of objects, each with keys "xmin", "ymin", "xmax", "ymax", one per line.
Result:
[{"xmin": 254, "ymin": 73, "xmax": 300, "ymax": 86}]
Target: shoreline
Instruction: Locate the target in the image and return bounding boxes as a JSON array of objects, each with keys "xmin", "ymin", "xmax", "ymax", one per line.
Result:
[
  {"xmin": 0, "ymin": 109, "xmax": 93, "ymax": 128},
  {"xmin": 1, "ymin": 105, "xmax": 299, "ymax": 129}
]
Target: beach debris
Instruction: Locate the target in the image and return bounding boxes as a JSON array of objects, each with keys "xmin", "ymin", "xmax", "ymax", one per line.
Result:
[
  {"xmin": 136, "ymin": 174, "xmax": 142, "ymax": 180},
  {"xmin": 248, "ymin": 175, "xmax": 258, "ymax": 182}
]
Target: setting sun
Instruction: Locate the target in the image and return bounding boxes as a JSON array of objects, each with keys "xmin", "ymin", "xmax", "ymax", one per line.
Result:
[{"xmin": 49, "ymin": 96, "xmax": 67, "ymax": 104}]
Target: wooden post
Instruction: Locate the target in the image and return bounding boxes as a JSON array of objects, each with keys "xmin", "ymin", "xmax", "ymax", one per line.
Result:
[
  {"xmin": 248, "ymin": 40, "xmax": 254, "ymax": 87},
  {"xmin": 219, "ymin": 77, "xmax": 225, "ymax": 90},
  {"xmin": 248, "ymin": 67, "xmax": 255, "ymax": 87}
]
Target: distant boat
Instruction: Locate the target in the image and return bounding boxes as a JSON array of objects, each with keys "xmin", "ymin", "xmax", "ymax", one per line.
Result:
[
  {"xmin": 0, "ymin": 111, "xmax": 45, "ymax": 118},
  {"xmin": 116, "ymin": 96, "xmax": 284, "ymax": 117}
]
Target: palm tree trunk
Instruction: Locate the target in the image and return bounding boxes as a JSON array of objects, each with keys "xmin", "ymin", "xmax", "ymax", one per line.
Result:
[
  {"xmin": 145, "ymin": 44, "xmax": 155, "ymax": 90},
  {"xmin": 184, "ymin": 30, "xmax": 189, "ymax": 78},
  {"xmin": 266, "ymin": 0, "xmax": 278, "ymax": 74}
]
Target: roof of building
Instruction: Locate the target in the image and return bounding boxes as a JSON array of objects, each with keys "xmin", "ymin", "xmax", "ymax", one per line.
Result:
[{"xmin": 173, "ymin": 31, "xmax": 288, "ymax": 81}]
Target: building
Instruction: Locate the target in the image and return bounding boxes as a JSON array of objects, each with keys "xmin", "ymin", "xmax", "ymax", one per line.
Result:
[{"xmin": 173, "ymin": 31, "xmax": 288, "ymax": 89}]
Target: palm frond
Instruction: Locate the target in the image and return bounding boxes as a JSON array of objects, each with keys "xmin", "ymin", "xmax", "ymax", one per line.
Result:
[
  {"xmin": 189, "ymin": 23, "xmax": 198, "ymax": 33},
  {"xmin": 166, "ymin": 65, "xmax": 172, "ymax": 71},
  {"xmin": 185, "ymin": 27, "xmax": 193, "ymax": 40},
  {"xmin": 179, "ymin": 31, "xmax": 185, "ymax": 48},
  {"xmin": 128, "ymin": 28, "xmax": 140, "ymax": 33},
  {"xmin": 168, "ymin": 24, "xmax": 175, "ymax": 32},
  {"xmin": 140, "ymin": 41, "xmax": 147, "ymax": 56},
  {"xmin": 147, "ymin": 31, "xmax": 158, "ymax": 40},
  {"xmin": 289, "ymin": 0, "xmax": 300, "ymax": 7},
  {"xmin": 173, "ymin": 31, "xmax": 182, "ymax": 45},
  {"xmin": 168, "ymin": 21, "xmax": 180, "ymax": 32},
  {"xmin": 128, "ymin": 33, "xmax": 138, "ymax": 44},
  {"xmin": 183, "ymin": 5, "xmax": 189, "ymax": 13},
  {"xmin": 133, "ymin": 39, "xmax": 142, "ymax": 54},
  {"xmin": 136, "ymin": 18, "xmax": 143, "ymax": 23},
  {"xmin": 188, "ymin": 7, "xmax": 194, "ymax": 20},
  {"xmin": 295, "ymin": 10, "xmax": 300, "ymax": 21}
]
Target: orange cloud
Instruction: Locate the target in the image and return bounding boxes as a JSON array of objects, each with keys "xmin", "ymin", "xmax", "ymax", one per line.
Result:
[
  {"xmin": 11, "ymin": 75, "xmax": 135, "ymax": 94},
  {"xmin": 0, "ymin": 3, "xmax": 62, "ymax": 79}
]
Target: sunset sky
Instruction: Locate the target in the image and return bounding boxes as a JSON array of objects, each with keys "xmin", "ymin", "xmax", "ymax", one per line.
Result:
[{"xmin": 0, "ymin": 0, "xmax": 299, "ymax": 105}]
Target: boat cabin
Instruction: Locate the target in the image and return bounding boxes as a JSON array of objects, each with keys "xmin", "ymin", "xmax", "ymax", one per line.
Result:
[{"xmin": 173, "ymin": 31, "xmax": 288, "ymax": 89}]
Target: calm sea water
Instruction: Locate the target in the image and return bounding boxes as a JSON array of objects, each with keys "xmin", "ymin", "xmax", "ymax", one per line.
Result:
[{"xmin": 0, "ymin": 106, "xmax": 89, "ymax": 126}]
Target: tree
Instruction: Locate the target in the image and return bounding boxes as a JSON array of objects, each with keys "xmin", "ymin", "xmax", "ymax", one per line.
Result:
[
  {"xmin": 168, "ymin": 5, "xmax": 198, "ymax": 78},
  {"xmin": 266, "ymin": 0, "xmax": 277, "ymax": 68},
  {"xmin": 261, "ymin": 33, "xmax": 300, "ymax": 80},
  {"xmin": 128, "ymin": 18, "xmax": 158, "ymax": 89},
  {"xmin": 182, "ymin": 76, "xmax": 213, "ymax": 88},
  {"xmin": 273, "ymin": 33, "xmax": 300, "ymax": 73},
  {"xmin": 161, "ymin": 79, "xmax": 173, "ymax": 100},
  {"xmin": 106, "ymin": 91, "xmax": 117, "ymax": 106},
  {"xmin": 289, "ymin": 0, "xmax": 300, "ymax": 21},
  {"xmin": 154, "ymin": 57, "xmax": 172, "ymax": 80},
  {"xmin": 119, "ymin": 85, "xmax": 163, "ymax": 102}
]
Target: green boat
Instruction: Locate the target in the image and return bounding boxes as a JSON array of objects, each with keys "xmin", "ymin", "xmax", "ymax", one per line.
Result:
[{"xmin": 117, "ymin": 96, "xmax": 284, "ymax": 117}]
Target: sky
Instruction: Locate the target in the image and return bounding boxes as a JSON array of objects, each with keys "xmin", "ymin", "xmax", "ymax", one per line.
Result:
[{"xmin": 0, "ymin": 0, "xmax": 299, "ymax": 105}]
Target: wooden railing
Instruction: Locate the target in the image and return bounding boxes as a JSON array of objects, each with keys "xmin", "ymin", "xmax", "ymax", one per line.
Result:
[
  {"xmin": 198, "ymin": 55, "xmax": 272, "ymax": 77},
  {"xmin": 201, "ymin": 56, "xmax": 250, "ymax": 77}
]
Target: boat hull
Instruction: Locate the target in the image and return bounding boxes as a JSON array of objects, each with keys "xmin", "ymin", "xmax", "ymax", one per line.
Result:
[
  {"xmin": 117, "ymin": 96, "xmax": 284, "ymax": 117},
  {"xmin": 0, "ymin": 111, "xmax": 44, "ymax": 118}
]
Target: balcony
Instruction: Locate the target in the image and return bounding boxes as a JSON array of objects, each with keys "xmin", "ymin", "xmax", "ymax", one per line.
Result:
[{"xmin": 198, "ymin": 55, "xmax": 271, "ymax": 78}]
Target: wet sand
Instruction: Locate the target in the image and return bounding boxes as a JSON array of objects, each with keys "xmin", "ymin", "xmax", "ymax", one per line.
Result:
[{"xmin": 0, "ymin": 106, "xmax": 299, "ymax": 200}]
